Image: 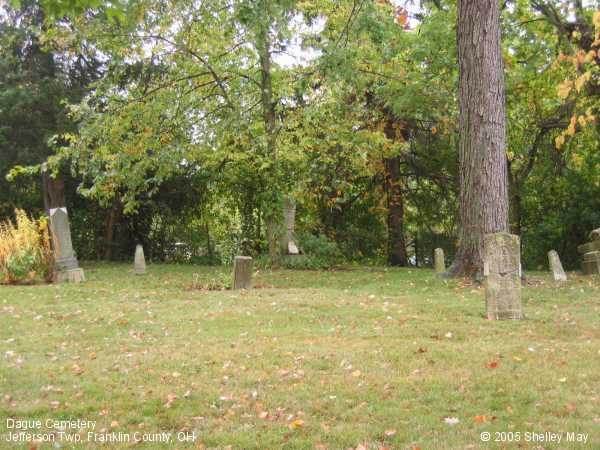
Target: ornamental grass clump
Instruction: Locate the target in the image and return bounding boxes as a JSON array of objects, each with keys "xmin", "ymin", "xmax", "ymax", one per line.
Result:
[{"xmin": 0, "ymin": 209, "xmax": 53, "ymax": 284}]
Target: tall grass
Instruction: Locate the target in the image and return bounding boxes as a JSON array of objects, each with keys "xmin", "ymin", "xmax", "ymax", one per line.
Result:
[{"xmin": 0, "ymin": 209, "xmax": 53, "ymax": 284}]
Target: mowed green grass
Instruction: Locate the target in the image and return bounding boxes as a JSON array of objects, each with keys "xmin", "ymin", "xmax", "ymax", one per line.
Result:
[{"xmin": 1, "ymin": 263, "xmax": 599, "ymax": 449}]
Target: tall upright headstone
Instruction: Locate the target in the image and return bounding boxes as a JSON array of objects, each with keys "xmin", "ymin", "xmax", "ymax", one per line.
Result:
[
  {"xmin": 134, "ymin": 244, "xmax": 146, "ymax": 275},
  {"xmin": 434, "ymin": 248, "xmax": 445, "ymax": 275},
  {"xmin": 282, "ymin": 197, "xmax": 299, "ymax": 255},
  {"xmin": 43, "ymin": 169, "xmax": 84, "ymax": 283},
  {"xmin": 232, "ymin": 256, "xmax": 253, "ymax": 290},
  {"xmin": 483, "ymin": 232, "xmax": 522, "ymax": 320},
  {"xmin": 548, "ymin": 250, "xmax": 567, "ymax": 281}
]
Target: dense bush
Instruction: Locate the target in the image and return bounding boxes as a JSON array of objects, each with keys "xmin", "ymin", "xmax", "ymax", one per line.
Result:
[
  {"xmin": 0, "ymin": 210, "xmax": 53, "ymax": 284},
  {"xmin": 276, "ymin": 233, "xmax": 343, "ymax": 270}
]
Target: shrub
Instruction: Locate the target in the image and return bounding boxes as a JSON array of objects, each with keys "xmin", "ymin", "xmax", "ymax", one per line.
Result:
[
  {"xmin": 280, "ymin": 233, "xmax": 343, "ymax": 270},
  {"xmin": 0, "ymin": 210, "xmax": 53, "ymax": 284}
]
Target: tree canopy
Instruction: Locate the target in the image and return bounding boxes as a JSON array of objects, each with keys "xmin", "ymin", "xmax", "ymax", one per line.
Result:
[{"xmin": 1, "ymin": 0, "xmax": 599, "ymax": 270}]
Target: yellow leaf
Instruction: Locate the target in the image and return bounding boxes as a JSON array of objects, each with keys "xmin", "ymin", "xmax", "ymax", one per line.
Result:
[
  {"xmin": 289, "ymin": 419, "xmax": 304, "ymax": 430},
  {"xmin": 594, "ymin": 10, "xmax": 600, "ymax": 29},
  {"xmin": 555, "ymin": 135, "xmax": 565, "ymax": 149},
  {"xmin": 585, "ymin": 50, "xmax": 597, "ymax": 63},
  {"xmin": 557, "ymin": 80, "xmax": 572, "ymax": 99},
  {"xmin": 576, "ymin": 49, "xmax": 586, "ymax": 67}
]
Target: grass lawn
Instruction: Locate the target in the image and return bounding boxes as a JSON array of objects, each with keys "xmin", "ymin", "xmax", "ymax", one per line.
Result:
[{"xmin": 1, "ymin": 263, "xmax": 599, "ymax": 449}]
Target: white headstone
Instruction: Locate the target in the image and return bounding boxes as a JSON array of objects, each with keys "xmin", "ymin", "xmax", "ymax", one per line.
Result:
[
  {"xmin": 548, "ymin": 250, "xmax": 567, "ymax": 281},
  {"xmin": 134, "ymin": 245, "xmax": 146, "ymax": 275}
]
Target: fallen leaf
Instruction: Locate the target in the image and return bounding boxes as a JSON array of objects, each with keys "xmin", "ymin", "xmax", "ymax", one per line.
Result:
[
  {"xmin": 384, "ymin": 429, "xmax": 397, "ymax": 437},
  {"xmin": 486, "ymin": 361, "xmax": 498, "ymax": 369},
  {"xmin": 289, "ymin": 419, "xmax": 304, "ymax": 430},
  {"xmin": 164, "ymin": 393, "xmax": 177, "ymax": 408},
  {"xmin": 444, "ymin": 417, "xmax": 459, "ymax": 425}
]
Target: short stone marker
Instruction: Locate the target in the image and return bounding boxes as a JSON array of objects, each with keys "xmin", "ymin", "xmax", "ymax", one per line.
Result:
[
  {"xmin": 434, "ymin": 248, "xmax": 445, "ymax": 275},
  {"xmin": 548, "ymin": 250, "xmax": 567, "ymax": 281},
  {"xmin": 134, "ymin": 244, "xmax": 146, "ymax": 275},
  {"xmin": 483, "ymin": 232, "xmax": 523, "ymax": 320},
  {"xmin": 49, "ymin": 207, "xmax": 85, "ymax": 283},
  {"xmin": 232, "ymin": 256, "xmax": 253, "ymax": 290}
]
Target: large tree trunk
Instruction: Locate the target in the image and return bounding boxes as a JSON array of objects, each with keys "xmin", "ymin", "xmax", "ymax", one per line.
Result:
[
  {"xmin": 258, "ymin": 21, "xmax": 280, "ymax": 264},
  {"xmin": 103, "ymin": 197, "xmax": 122, "ymax": 261},
  {"xmin": 449, "ymin": 0, "xmax": 510, "ymax": 277},
  {"xmin": 384, "ymin": 156, "xmax": 408, "ymax": 266}
]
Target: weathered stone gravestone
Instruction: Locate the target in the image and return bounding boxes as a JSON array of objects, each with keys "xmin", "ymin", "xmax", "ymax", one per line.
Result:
[
  {"xmin": 548, "ymin": 250, "xmax": 567, "ymax": 281},
  {"xmin": 134, "ymin": 244, "xmax": 146, "ymax": 275},
  {"xmin": 434, "ymin": 248, "xmax": 445, "ymax": 275},
  {"xmin": 582, "ymin": 251, "xmax": 600, "ymax": 275},
  {"xmin": 578, "ymin": 228, "xmax": 600, "ymax": 275},
  {"xmin": 483, "ymin": 232, "xmax": 523, "ymax": 320},
  {"xmin": 42, "ymin": 169, "xmax": 84, "ymax": 283},
  {"xmin": 282, "ymin": 198, "xmax": 299, "ymax": 255},
  {"xmin": 49, "ymin": 207, "xmax": 85, "ymax": 283},
  {"xmin": 232, "ymin": 256, "xmax": 253, "ymax": 290},
  {"xmin": 589, "ymin": 228, "xmax": 600, "ymax": 241}
]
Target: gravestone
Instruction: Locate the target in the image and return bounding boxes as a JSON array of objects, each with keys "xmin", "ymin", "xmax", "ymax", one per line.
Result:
[
  {"xmin": 134, "ymin": 244, "xmax": 146, "ymax": 275},
  {"xmin": 282, "ymin": 198, "xmax": 299, "ymax": 255},
  {"xmin": 232, "ymin": 256, "xmax": 253, "ymax": 290},
  {"xmin": 49, "ymin": 207, "xmax": 85, "ymax": 283},
  {"xmin": 483, "ymin": 232, "xmax": 523, "ymax": 320},
  {"xmin": 582, "ymin": 251, "xmax": 600, "ymax": 275},
  {"xmin": 548, "ymin": 250, "xmax": 567, "ymax": 281},
  {"xmin": 577, "ymin": 240, "xmax": 600, "ymax": 255},
  {"xmin": 42, "ymin": 168, "xmax": 84, "ymax": 283},
  {"xmin": 589, "ymin": 227, "xmax": 600, "ymax": 241},
  {"xmin": 577, "ymin": 228, "xmax": 600, "ymax": 275},
  {"xmin": 434, "ymin": 248, "xmax": 445, "ymax": 275}
]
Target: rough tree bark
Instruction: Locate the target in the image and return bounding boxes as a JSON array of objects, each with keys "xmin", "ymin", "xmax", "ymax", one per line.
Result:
[
  {"xmin": 384, "ymin": 156, "xmax": 408, "ymax": 266},
  {"xmin": 42, "ymin": 170, "xmax": 66, "ymax": 211},
  {"xmin": 449, "ymin": 0, "xmax": 510, "ymax": 277},
  {"xmin": 257, "ymin": 18, "xmax": 280, "ymax": 264},
  {"xmin": 382, "ymin": 118, "xmax": 408, "ymax": 266},
  {"xmin": 103, "ymin": 197, "xmax": 122, "ymax": 261}
]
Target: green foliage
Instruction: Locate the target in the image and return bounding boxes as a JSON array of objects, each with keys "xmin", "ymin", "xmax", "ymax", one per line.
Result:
[
  {"xmin": 279, "ymin": 233, "xmax": 343, "ymax": 270},
  {"xmin": 3, "ymin": 0, "xmax": 600, "ymax": 273}
]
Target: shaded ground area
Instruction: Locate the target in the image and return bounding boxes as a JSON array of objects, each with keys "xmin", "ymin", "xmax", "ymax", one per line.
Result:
[{"xmin": 1, "ymin": 264, "xmax": 599, "ymax": 449}]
